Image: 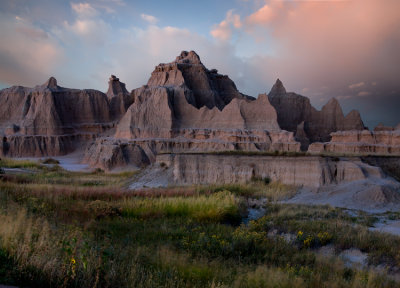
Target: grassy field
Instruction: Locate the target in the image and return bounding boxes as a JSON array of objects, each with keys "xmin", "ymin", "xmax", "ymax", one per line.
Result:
[{"xmin": 0, "ymin": 158, "xmax": 400, "ymax": 287}]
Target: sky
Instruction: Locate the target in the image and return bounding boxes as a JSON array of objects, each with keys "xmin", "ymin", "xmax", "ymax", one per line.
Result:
[{"xmin": 0, "ymin": 0, "xmax": 399, "ymax": 129}]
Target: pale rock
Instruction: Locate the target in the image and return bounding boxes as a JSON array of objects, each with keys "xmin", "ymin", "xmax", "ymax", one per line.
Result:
[
  {"xmin": 83, "ymin": 138, "xmax": 150, "ymax": 171},
  {"xmin": 155, "ymin": 154, "xmax": 386, "ymax": 188},
  {"xmin": 308, "ymin": 130, "xmax": 400, "ymax": 156}
]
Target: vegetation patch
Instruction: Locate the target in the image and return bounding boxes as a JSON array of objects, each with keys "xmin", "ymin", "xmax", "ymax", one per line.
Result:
[
  {"xmin": 0, "ymin": 169, "xmax": 399, "ymax": 287},
  {"xmin": 0, "ymin": 157, "xmax": 40, "ymax": 169}
]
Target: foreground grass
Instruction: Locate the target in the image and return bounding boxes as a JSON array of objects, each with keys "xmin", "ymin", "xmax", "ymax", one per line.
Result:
[
  {"xmin": 0, "ymin": 162, "xmax": 399, "ymax": 287},
  {"xmin": 0, "ymin": 157, "xmax": 41, "ymax": 169}
]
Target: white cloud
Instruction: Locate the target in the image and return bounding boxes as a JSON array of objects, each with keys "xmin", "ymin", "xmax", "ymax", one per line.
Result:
[
  {"xmin": 62, "ymin": 3, "xmax": 111, "ymax": 46},
  {"xmin": 71, "ymin": 3, "xmax": 98, "ymax": 18},
  {"xmin": 141, "ymin": 13, "xmax": 159, "ymax": 25},
  {"xmin": 94, "ymin": 0, "xmax": 126, "ymax": 13},
  {"xmin": 348, "ymin": 82, "xmax": 365, "ymax": 89}
]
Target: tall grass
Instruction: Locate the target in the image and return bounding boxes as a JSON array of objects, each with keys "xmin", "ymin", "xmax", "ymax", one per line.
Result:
[
  {"xmin": 0, "ymin": 157, "xmax": 40, "ymax": 169},
  {"xmin": 198, "ymin": 181, "xmax": 297, "ymax": 201},
  {"xmin": 1, "ymin": 168, "xmax": 400, "ymax": 287},
  {"xmin": 121, "ymin": 191, "xmax": 241, "ymax": 223}
]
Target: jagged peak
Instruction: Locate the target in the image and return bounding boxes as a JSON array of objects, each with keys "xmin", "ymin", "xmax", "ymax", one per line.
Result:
[
  {"xmin": 345, "ymin": 109, "xmax": 362, "ymax": 119},
  {"xmin": 275, "ymin": 78, "xmax": 283, "ymax": 86},
  {"xmin": 107, "ymin": 74, "xmax": 128, "ymax": 98},
  {"xmin": 175, "ymin": 50, "xmax": 202, "ymax": 65},
  {"xmin": 109, "ymin": 75, "xmax": 120, "ymax": 82},
  {"xmin": 268, "ymin": 78, "xmax": 286, "ymax": 98},
  {"xmin": 43, "ymin": 77, "xmax": 58, "ymax": 89},
  {"xmin": 324, "ymin": 97, "xmax": 340, "ymax": 108}
]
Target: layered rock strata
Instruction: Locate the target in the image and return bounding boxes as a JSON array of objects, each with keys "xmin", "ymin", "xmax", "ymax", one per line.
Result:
[
  {"xmin": 0, "ymin": 76, "xmax": 132, "ymax": 157},
  {"xmin": 86, "ymin": 51, "xmax": 300, "ymax": 170},
  {"xmin": 155, "ymin": 154, "xmax": 386, "ymax": 188},
  {"xmin": 268, "ymin": 79, "xmax": 365, "ymax": 148},
  {"xmin": 308, "ymin": 129, "xmax": 400, "ymax": 156},
  {"xmin": 0, "ymin": 50, "xmax": 378, "ymax": 171}
]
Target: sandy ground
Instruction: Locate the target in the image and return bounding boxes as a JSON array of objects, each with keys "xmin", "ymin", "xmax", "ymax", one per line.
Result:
[
  {"xmin": 285, "ymin": 178, "xmax": 400, "ymax": 213},
  {"xmin": 370, "ymin": 220, "xmax": 400, "ymax": 236},
  {"xmin": 284, "ymin": 178, "xmax": 400, "ymax": 236},
  {"xmin": 50, "ymin": 152, "xmax": 90, "ymax": 171}
]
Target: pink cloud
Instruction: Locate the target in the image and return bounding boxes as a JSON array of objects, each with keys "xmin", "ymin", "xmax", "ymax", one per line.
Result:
[
  {"xmin": 210, "ymin": 0, "xmax": 400, "ymax": 103},
  {"xmin": 357, "ymin": 91, "xmax": 371, "ymax": 97},
  {"xmin": 246, "ymin": 2, "xmax": 279, "ymax": 26},
  {"xmin": 0, "ymin": 14, "xmax": 63, "ymax": 86},
  {"xmin": 210, "ymin": 10, "xmax": 242, "ymax": 41},
  {"xmin": 349, "ymin": 82, "xmax": 365, "ymax": 89}
]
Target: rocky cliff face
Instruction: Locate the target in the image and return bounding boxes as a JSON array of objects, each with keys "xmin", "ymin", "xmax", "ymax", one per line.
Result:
[
  {"xmin": 308, "ymin": 129, "xmax": 400, "ymax": 156},
  {"xmin": 146, "ymin": 51, "xmax": 253, "ymax": 110},
  {"xmin": 0, "ymin": 76, "xmax": 131, "ymax": 157},
  {"xmin": 155, "ymin": 153, "xmax": 388, "ymax": 188},
  {"xmin": 96, "ymin": 51, "xmax": 300, "ymax": 170},
  {"xmin": 268, "ymin": 79, "xmax": 365, "ymax": 148},
  {"xmin": 1, "ymin": 50, "xmax": 389, "ymax": 171},
  {"xmin": 116, "ymin": 51, "xmax": 282, "ymax": 137}
]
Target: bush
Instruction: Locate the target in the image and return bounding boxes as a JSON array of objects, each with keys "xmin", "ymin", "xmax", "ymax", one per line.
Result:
[{"xmin": 88, "ymin": 200, "xmax": 121, "ymax": 219}]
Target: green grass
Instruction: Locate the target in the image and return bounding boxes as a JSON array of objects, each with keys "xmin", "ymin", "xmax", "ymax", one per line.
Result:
[
  {"xmin": 0, "ymin": 157, "xmax": 41, "ymax": 169},
  {"xmin": 121, "ymin": 191, "xmax": 241, "ymax": 223},
  {"xmin": 197, "ymin": 181, "xmax": 297, "ymax": 201},
  {"xmin": 0, "ymin": 169, "xmax": 400, "ymax": 287}
]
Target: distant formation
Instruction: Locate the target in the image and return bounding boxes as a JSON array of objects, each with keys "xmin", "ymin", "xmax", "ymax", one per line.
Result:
[
  {"xmin": 0, "ymin": 51, "xmax": 399, "ymax": 170},
  {"xmin": 268, "ymin": 79, "xmax": 365, "ymax": 149}
]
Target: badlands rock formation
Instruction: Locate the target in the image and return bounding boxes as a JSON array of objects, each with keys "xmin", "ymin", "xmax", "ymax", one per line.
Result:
[
  {"xmin": 268, "ymin": 79, "xmax": 365, "ymax": 149},
  {"xmin": 87, "ymin": 51, "xmax": 300, "ymax": 170},
  {"xmin": 156, "ymin": 154, "xmax": 380, "ymax": 188},
  {"xmin": 0, "ymin": 76, "xmax": 131, "ymax": 157},
  {"xmin": 130, "ymin": 153, "xmax": 400, "ymax": 212},
  {"xmin": 1, "ymin": 50, "xmax": 394, "ymax": 171},
  {"xmin": 308, "ymin": 126, "xmax": 400, "ymax": 156}
]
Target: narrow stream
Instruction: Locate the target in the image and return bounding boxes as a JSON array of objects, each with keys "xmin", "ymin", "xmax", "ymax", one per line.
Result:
[{"xmin": 242, "ymin": 197, "xmax": 267, "ymax": 225}]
